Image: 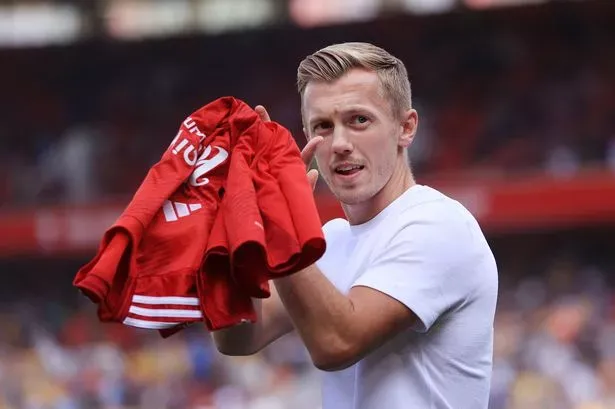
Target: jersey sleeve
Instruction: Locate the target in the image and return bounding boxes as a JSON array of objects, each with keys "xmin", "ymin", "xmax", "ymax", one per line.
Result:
[{"xmin": 352, "ymin": 207, "xmax": 473, "ymax": 333}]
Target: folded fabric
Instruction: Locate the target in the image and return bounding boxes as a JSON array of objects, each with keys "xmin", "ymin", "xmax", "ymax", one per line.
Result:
[
  {"xmin": 200, "ymin": 109, "xmax": 328, "ymax": 331},
  {"xmin": 73, "ymin": 97, "xmax": 326, "ymax": 336}
]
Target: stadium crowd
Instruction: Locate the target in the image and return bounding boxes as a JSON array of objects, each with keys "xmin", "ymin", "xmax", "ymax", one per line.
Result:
[
  {"xmin": 0, "ymin": 229, "xmax": 613, "ymax": 409},
  {"xmin": 1, "ymin": 3, "xmax": 614, "ymax": 207}
]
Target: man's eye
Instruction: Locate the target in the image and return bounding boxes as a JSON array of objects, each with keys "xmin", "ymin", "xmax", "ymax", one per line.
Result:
[
  {"xmin": 354, "ymin": 115, "xmax": 369, "ymax": 124},
  {"xmin": 314, "ymin": 122, "xmax": 331, "ymax": 132}
]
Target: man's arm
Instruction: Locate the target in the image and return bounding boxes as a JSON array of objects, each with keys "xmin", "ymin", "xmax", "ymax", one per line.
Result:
[
  {"xmin": 211, "ymin": 284, "xmax": 294, "ymax": 355},
  {"xmin": 274, "ymin": 265, "xmax": 418, "ymax": 371},
  {"xmin": 273, "ymin": 203, "xmax": 476, "ymax": 372}
]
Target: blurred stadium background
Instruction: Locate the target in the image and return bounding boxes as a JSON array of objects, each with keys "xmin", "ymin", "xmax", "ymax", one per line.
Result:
[{"xmin": 1, "ymin": 0, "xmax": 615, "ymax": 408}]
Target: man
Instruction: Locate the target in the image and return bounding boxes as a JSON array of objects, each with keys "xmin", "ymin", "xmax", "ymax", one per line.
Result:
[{"xmin": 212, "ymin": 42, "xmax": 499, "ymax": 409}]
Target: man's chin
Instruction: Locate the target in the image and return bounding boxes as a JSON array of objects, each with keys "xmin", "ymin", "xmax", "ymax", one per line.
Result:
[
  {"xmin": 334, "ymin": 189, "xmax": 367, "ymax": 206},
  {"xmin": 323, "ymin": 177, "xmax": 369, "ymax": 204}
]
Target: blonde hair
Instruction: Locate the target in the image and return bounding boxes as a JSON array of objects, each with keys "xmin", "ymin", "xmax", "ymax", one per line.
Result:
[{"xmin": 297, "ymin": 42, "xmax": 412, "ymax": 119}]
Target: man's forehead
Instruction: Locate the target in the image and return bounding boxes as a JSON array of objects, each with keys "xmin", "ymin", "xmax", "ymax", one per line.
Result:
[
  {"xmin": 302, "ymin": 70, "xmax": 385, "ymax": 118},
  {"xmin": 304, "ymin": 68, "xmax": 381, "ymax": 97}
]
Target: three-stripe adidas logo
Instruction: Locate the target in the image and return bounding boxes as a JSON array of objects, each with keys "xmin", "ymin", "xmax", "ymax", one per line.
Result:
[{"xmin": 162, "ymin": 200, "xmax": 202, "ymax": 222}]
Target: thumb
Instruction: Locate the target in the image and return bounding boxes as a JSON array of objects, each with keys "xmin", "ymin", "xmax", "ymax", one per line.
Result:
[{"xmin": 307, "ymin": 169, "xmax": 319, "ymax": 191}]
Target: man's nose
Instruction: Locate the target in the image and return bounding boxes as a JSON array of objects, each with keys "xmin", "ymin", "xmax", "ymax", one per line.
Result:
[{"xmin": 331, "ymin": 128, "xmax": 353, "ymax": 155}]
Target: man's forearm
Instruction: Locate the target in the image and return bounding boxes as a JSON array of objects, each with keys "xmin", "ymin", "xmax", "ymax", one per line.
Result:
[
  {"xmin": 274, "ymin": 264, "xmax": 358, "ymax": 370},
  {"xmin": 211, "ymin": 298, "xmax": 264, "ymax": 355},
  {"xmin": 212, "ymin": 286, "xmax": 294, "ymax": 355}
]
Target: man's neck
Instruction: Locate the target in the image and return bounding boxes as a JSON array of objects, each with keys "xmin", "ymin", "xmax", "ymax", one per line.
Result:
[{"xmin": 343, "ymin": 160, "xmax": 415, "ymax": 226}]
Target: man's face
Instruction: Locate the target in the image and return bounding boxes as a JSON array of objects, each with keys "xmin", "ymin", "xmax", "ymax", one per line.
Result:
[{"xmin": 302, "ymin": 68, "xmax": 407, "ymax": 205}]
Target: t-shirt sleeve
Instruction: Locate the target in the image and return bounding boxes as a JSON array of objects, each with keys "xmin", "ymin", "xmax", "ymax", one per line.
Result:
[{"xmin": 352, "ymin": 209, "xmax": 472, "ymax": 332}]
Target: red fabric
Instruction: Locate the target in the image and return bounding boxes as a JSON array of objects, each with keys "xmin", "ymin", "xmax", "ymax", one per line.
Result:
[{"xmin": 73, "ymin": 97, "xmax": 326, "ymax": 336}]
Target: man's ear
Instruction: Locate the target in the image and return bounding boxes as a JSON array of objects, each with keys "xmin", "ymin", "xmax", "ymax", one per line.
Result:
[{"xmin": 399, "ymin": 109, "xmax": 418, "ymax": 148}]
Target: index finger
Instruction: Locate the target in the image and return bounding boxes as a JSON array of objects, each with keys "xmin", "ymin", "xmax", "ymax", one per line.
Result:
[
  {"xmin": 254, "ymin": 105, "xmax": 271, "ymax": 122},
  {"xmin": 301, "ymin": 136, "xmax": 323, "ymax": 168}
]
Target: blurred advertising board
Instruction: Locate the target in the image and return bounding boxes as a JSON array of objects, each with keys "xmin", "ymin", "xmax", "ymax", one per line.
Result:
[{"xmin": 1, "ymin": 169, "xmax": 614, "ymax": 257}]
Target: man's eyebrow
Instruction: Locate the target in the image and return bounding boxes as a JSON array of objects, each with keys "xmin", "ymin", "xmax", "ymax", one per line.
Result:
[
  {"xmin": 308, "ymin": 116, "xmax": 329, "ymax": 126},
  {"xmin": 310, "ymin": 106, "xmax": 371, "ymax": 119},
  {"xmin": 307, "ymin": 106, "xmax": 375, "ymax": 125},
  {"xmin": 343, "ymin": 106, "xmax": 373, "ymax": 114}
]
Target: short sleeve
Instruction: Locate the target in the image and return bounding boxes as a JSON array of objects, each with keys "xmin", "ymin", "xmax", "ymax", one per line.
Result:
[{"xmin": 352, "ymin": 208, "xmax": 472, "ymax": 333}]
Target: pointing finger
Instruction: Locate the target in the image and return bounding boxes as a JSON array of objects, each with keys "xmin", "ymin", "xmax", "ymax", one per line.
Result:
[
  {"xmin": 255, "ymin": 105, "xmax": 271, "ymax": 122},
  {"xmin": 301, "ymin": 136, "xmax": 323, "ymax": 168}
]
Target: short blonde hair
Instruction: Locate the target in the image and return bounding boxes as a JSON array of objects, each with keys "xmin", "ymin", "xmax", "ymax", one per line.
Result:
[{"xmin": 297, "ymin": 42, "xmax": 412, "ymax": 119}]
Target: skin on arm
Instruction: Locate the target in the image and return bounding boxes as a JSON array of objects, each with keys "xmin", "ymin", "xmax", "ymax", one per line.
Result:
[
  {"xmin": 212, "ymin": 284, "xmax": 294, "ymax": 355},
  {"xmin": 275, "ymin": 265, "xmax": 418, "ymax": 371}
]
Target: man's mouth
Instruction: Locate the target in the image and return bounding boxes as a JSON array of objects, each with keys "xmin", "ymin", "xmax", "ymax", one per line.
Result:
[{"xmin": 334, "ymin": 164, "xmax": 365, "ymax": 176}]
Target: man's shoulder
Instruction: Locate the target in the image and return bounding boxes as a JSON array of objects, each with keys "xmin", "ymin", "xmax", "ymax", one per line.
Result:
[
  {"xmin": 393, "ymin": 186, "xmax": 490, "ymax": 260},
  {"xmin": 396, "ymin": 185, "xmax": 477, "ymax": 229}
]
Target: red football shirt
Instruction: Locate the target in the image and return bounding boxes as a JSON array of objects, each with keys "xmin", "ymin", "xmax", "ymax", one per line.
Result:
[{"xmin": 73, "ymin": 97, "xmax": 326, "ymax": 335}]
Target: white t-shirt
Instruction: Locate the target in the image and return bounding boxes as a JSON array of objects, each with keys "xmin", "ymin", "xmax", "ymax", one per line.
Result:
[{"xmin": 316, "ymin": 184, "xmax": 498, "ymax": 409}]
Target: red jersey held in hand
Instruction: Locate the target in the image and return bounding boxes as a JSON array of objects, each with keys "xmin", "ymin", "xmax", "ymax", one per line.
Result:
[{"xmin": 73, "ymin": 97, "xmax": 326, "ymax": 336}]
